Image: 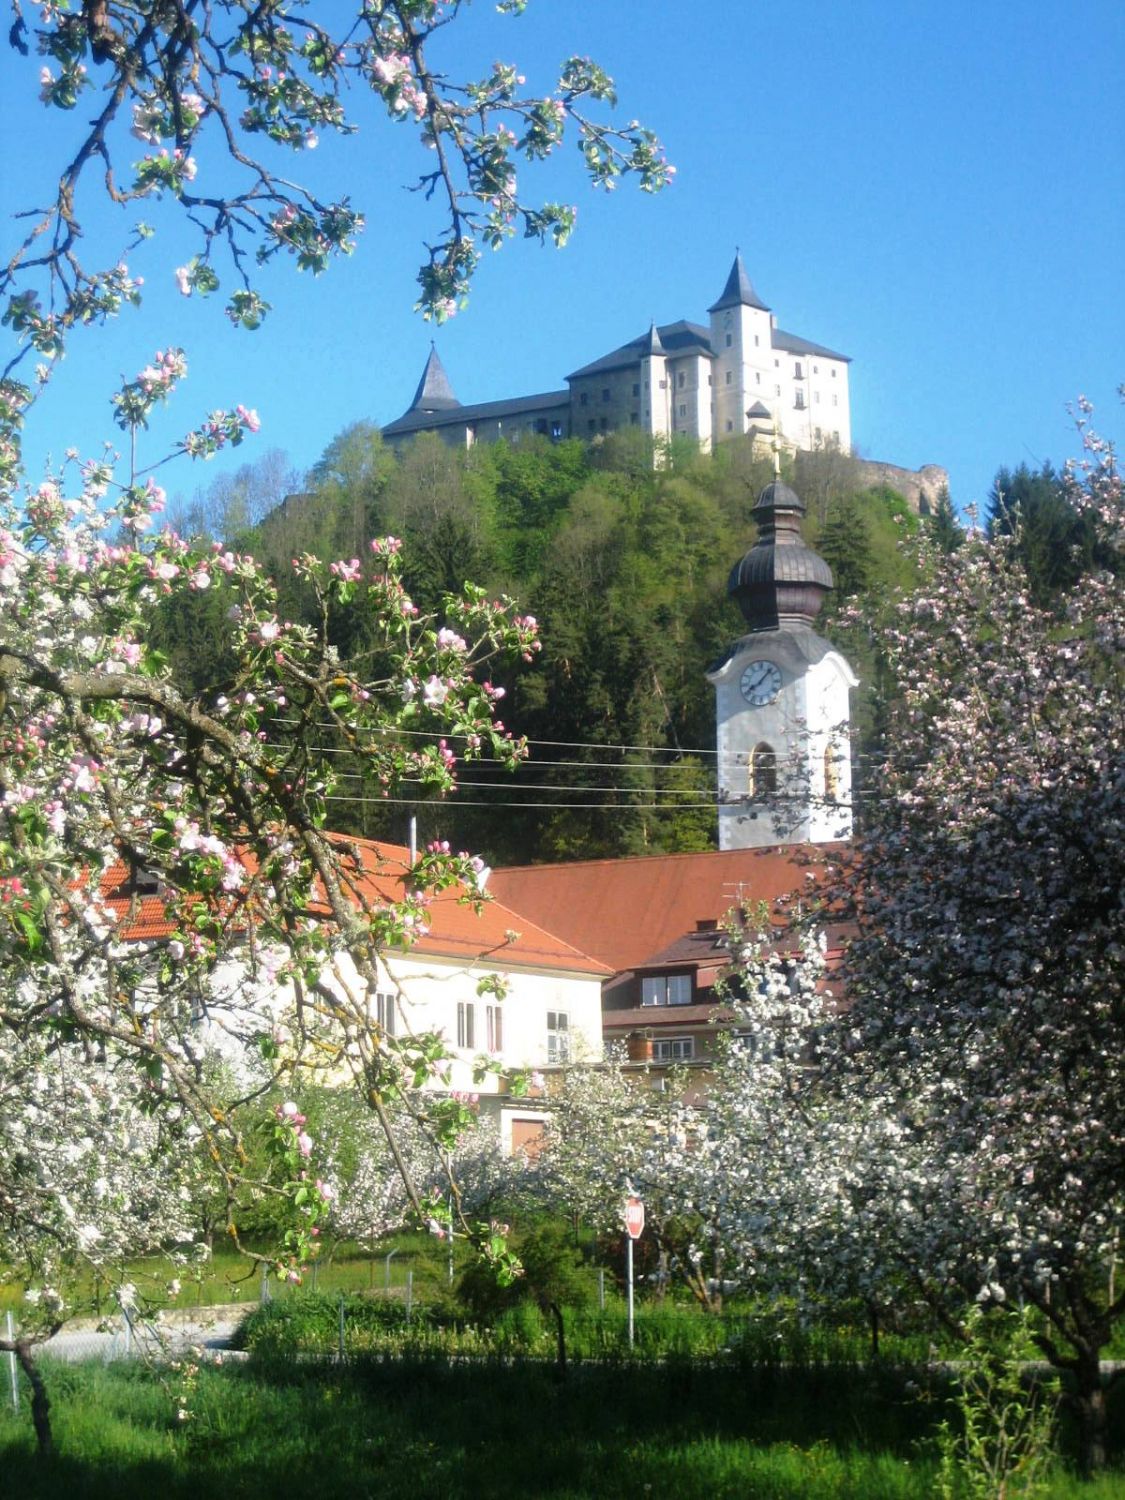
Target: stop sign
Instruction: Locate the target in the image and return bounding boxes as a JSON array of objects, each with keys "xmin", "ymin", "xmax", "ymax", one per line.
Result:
[{"xmin": 624, "ymin": 1196, "xmax": 645, "ymax": 1240}]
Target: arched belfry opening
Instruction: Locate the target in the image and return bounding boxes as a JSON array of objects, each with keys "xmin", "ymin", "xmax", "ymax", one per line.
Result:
[{"xmin": 750, "ymin": 743, "xmax": 777, "ymax": 798}]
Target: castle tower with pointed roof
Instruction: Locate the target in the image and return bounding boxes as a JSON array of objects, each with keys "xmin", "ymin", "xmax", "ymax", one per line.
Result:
[
  {"xmin": 708, "ymin": 468, "xmax": 856, "ymax": 849},
  {"xmin": 380, "ymin": 254, "xmax": 852, "ymax": 456}
]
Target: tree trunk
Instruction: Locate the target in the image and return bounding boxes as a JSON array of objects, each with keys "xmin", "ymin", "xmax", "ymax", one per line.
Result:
[
  {"xmin": 15, "ymin": 1340, "xmax": 53, "ymax": 1458},
  {"xmin": 548, "ymin": 1301, "xmax": 568, "ymax": 1382},
  {"xmin": 1072, "ymin": 1354, "xmax": 1108, "ymax": 1476}
]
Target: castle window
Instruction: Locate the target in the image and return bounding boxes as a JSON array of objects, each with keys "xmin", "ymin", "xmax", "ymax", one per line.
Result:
[
  {"xmin": 535, "ymin": 418, "xmax": 548, "ymax": 435},
  {"xmin": 631, "ymin": 412, "xmax": 639, "ymax": 425},
  {"xmin": 580, "ymin": 391, "xmax": 588, "ymax": 406},
  {"xmin": 677, "ymin": 372, "xmax": 685, "ymax": 389},
  {"xmin": 824, "ymin": 743, "xmax": 841, "ymax": 803},
  {"xmin": 551, "ymin": 420, "xmax": 563, "ymax": 440},
  {"xmin": 831, "ymin": 368, "xmax": 837, "ymax": 377},
  {"xmin": 726, "ymin": 420, "xmax": 734, "ymax": 432},
  {"xmin": 600, "ymin": 416, "xmax": 608, "ymax": 431},
  {"xmin": 794, "ymin": 362, "xmax": 804, "ymax": 379},
  {"xmin": 725, "ymin": 333, "xmax": 732, "ymax": 348},
  {"xmin": 754, "ymin": 335, "xmax": 760, "ymax": 347},
  {"xmin": 794, "ymin": 391, "xmax": 805, "ymax": 410},
  {"xmin": 587, "ymin": 419, "xmax": 595, "ymax": 433},
  {"xmin": 633, "ymin": 383, "xmax": 640, "ymax": 397},
  {"xmin": 725, "ymin": 371, "xmax": 732, "ymax": 385},
  {"xmin": 774, "ymin": 358, "xmax": 780, "ymax": 368},
  {"xmin": 756, "ymin": 373, "xmax": 761, "ymax": 385},
  {"xmin": 813, "ymin": 364, "xmax": 819, "ymax": 374},
  {"xmin": 678, "ymin": 404, "xmax": 686, "ymax": 419},
  {"xmin": 601, "ymin": 388, "xmax": 611, "ymax": 402},
  {"xmin": 750, "ymin": 743, "xmax": 778, "ymax": 799}
]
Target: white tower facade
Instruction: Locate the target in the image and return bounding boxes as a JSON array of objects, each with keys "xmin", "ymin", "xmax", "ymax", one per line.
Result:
[{"xmin": 707, "ymin": 479, "xmax": 857, "ymax": 850}]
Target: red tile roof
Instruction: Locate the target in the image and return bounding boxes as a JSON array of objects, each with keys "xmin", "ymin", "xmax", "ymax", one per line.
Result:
[
  {"xmin": 100, "ymin": 838, "xmax": 610, "ymax": 977},
  {"xmin": 491, "ymin": 844, "xmax": 847, "ymax": 973}
]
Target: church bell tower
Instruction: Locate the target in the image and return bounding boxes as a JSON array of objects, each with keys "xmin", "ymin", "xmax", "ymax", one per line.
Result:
[{"xmin": 708, "ymin": 466, "xmax": 857, "ymax": 849}]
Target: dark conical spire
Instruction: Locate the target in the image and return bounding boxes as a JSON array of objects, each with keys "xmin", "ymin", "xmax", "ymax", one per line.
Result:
[
  {"xmin": 728, "ymin": 478, "xmax": 833, "ymax": 631},
  {"xmin": 708, "ymin": 251, "xmax": 770, "ymax": 315},
  {"xmin": 408, "ymin": 345, "xmax": 460, "ymax": 413},
  {"xmin": 639, "ymin": 320, "xmax": 665, "ymax": 356}
]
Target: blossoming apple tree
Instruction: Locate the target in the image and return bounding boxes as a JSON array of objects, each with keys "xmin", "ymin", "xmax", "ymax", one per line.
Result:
[
  {"xmin": 4, "ymin": 0, "xmax": 671, "ymax": 365},
  {"xmin": 706, "ymin": 404, "xmax": 1123, "ymax": 1470},
  {"xmin": 0, "ymin": 342, "xmax": 541, "ymax": 1401}
]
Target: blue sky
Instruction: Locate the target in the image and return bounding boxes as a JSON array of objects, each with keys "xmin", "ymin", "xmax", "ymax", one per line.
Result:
[{"xmin": 3, "ymin": 0, "xmax": 1122, "ymax": 516}]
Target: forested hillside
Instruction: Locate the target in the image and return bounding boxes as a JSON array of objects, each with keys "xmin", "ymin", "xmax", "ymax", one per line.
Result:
[{"xmin": 158, "ymin": 429, "xmax": 941, "ymax": 865}]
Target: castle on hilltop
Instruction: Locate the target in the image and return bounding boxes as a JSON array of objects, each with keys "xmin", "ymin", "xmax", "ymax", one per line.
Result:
[{"xmin": 382, "ymin": 253, "xmax": 853, "ymax": 457}]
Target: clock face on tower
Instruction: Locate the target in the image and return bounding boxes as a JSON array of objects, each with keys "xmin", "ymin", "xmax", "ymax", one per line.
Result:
[{"xmin": 740, "ymin": 660, "xmax": 782, "ymax": 706}]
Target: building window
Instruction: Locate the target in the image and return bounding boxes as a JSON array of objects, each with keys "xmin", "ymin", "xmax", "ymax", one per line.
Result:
[
  {"xmin": 726, "ymin": 419, "xmax": 733, "ymax": 432},
  {"xmin": 677, "ymin": 371, "xmax": 685, "ymax": 389},
  {"xmin": 725, "ymin": 371, "xmax": 732, "ymax": 385},
  {"xmin": 600, "ymin": 416, "xmax": 608, "ymax": 431},
  {"xmin": 601, "ymin": 387, "xmax": 611, "ymax": 402},
  {"xmin": 659, "ymin": 379, "xmax": 667, "ymax": 390},
  {"xmin": 794, "ymin": 362, "xmax": 803, "ymax": 379},
  {"xmin": 631, "ymin": 412, "xmax": 639, "ymax": 425},
  {"xmin": 375, "ymin": 991, "xmax": 397, "ymax": 1037},
  {"xmin": 725, "ymin": 333, "xmax": 733, "ymax": 348},
  {"xmin": 813, "ymin": 364, "xmax": 819, "ymax": 374},
  {"xmin": 775, "ymin": 385, "xmax": 781, "ymax": 397},
  {"xmin": 774, "ymin": 358, "xmax": 780, "ymax": 368},
  {"xmin": 641, "ymin": 973, "xmax": 693, "ymax": 1007},
  {"xmin": 486, "ymin": 1003, "xmax": 503, "ymax": 1054},
  {"xmin": 547, "ymin": 1010, "xmax": 570, "ymax": 1063},
  {"xmin": 750, "ymin": 743, "xmax": 777, "ymax": 798},
  {"xmin": 756, "ymin": 372, "xmax": 761, "ymax": 385},
  {"xmin": 551, "ymin": 420, "xmax": 563, "ymax": 440},
  {"xmin": 814, "ymin": 426, "xmax": 822, "ymax": 443},
  {"xmin": 794, "ymin": 391, "xmax": 805, "ymax": 410},
  {"xmin": 653, "ymin": 1037, "xmax": 695, "ymax": 1063},
  {"xmin": 579, "ymin": 391, "xmax": 588, "ymax": 406},
  {"xmin": 632, "ymin": 383, "xmax": 640, "ymax": 397},
  {"xmin": 678, "ymin": 403, "xmax": 687, "ymax": 418},
  {"xmin": 457, "ymin": 1000, "xmax": 475, "ymax": 1049},
  {"xmin": 832, "ymin": 394, "xmax": 838, "ymax": 407},
  {"xmin": 535, "ymin": 418, "xmax": 548, "ymax": 435},
  {"xmin": 708, "ymin": 375, "xmax": 713, "ymax": 386},
  {"xmin": 831, "ymin": 368, "xmax": 837, "ymax": 377},
  {"xmin": 754, "ymin": 334, "xmax": 760, "ymax": 347}
]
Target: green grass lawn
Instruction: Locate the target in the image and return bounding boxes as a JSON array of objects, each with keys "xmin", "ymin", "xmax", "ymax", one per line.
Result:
[{"xmin": 1, "ymin": 1357, "xmax": 1123, "ymax": 1499}]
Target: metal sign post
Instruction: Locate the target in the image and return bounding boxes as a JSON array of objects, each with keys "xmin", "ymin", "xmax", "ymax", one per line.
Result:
[{"xmin": 624, "ymin": 1196, "xmax": 645, "ymax": 1350}]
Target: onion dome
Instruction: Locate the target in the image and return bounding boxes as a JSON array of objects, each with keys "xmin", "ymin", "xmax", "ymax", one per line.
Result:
[{"xmin": 728, "ymin": 480, "xmax": 833, "ymax": 630}]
